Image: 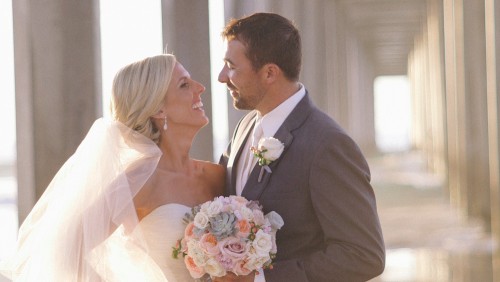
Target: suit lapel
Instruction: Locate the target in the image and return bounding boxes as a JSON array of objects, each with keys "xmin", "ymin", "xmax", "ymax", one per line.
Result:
[
  {"xmin": 242, "ymin": 93, "xmax": 314, "ymax": 200},
  {"xmin": 227, "ymin": 111, "xmax": 258, "ymax": 195}
]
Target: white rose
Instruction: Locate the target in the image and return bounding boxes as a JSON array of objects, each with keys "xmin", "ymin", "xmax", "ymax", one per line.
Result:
[
  {"xmin": 245, "ymin": 251, "xmax": 271, "ymax": 270},
  {"xmin": 258, "ymin": 137, "xmax": 284, "ymax": 161},
  {"xmin": 193, "ymin": 211, "xmax": 210, "ymax": 229},
  {"xmin": 239, "ymin": 206, "xmax": 254, "ymax": 221},
  {"xmin": 252, "ymin": 229, "xmax": 273, "ymax": 256},
  {"xmin": 187, "ymin": 240, "xmax": 208, "ymax": 266},
  {"xmin": 200, "ymin": 201, "xmax": 211, "ymax": 211},
  {"xmin": 204, "ymin": 258, "xmax": 226, "ymax": 277},
  {"xmin": 201, "ymin": 200, "xmax": 223, "ymax": 217},
  {"xmin": 265, "ymin": 211, "xmax": 284, "ymax": 230},
  {"xmin": 252, "ymin": 209, "xmax": 266, "ymax": 226}
]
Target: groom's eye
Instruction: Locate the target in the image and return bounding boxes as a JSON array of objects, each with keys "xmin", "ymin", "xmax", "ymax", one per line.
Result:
[{"xmin": 225, "ymin": 62, "xmax": 235, "ymax": 70}]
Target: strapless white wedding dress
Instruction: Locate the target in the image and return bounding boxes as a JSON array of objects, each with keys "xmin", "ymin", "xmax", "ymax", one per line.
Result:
[{"xmin": 138, "ymin": 203, "xmax": 195, "ymax": 282}]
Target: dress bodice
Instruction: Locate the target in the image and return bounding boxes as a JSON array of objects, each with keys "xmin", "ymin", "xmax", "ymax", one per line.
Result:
[{"xmin": 138, "ymin": 203, "xmax": 194, "ymax": 282}]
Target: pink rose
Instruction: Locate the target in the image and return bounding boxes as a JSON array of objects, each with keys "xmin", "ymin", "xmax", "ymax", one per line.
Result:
[
  {"xmin": 184, "ymin": 255, "xmax": 205, "ymax": 279},
  {"xmin": 216, "ymin": 253, "xmax": 235, "ymax": 270},
  {"xmin": 230, "ymin": 195, "xmax": 248, "ymax": 205},
  {"xmin": 219, "ymin": 237, "xmax": 250, "ymax": 260}
]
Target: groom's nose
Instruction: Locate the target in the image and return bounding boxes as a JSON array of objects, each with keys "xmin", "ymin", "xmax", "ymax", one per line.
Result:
[{"xmin": 218, "ymin": 65, "xmax": 228, "ymax": 83}]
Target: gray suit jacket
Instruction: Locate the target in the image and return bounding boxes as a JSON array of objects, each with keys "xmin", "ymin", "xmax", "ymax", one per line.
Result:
[{"xmin": 220, "ymin": 93, "xmax": 385, "ymax": 281}]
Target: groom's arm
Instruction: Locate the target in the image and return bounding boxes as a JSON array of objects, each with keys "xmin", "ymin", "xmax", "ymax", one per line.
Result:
[{"xmin": 265, "ymin": 131, "xmax": 385, "ymax": 282}]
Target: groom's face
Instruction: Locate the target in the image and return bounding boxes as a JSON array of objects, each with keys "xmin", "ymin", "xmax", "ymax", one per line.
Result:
[{"xmin": 219, "ymin": 39, "xmax": 266, "ymax": 111}]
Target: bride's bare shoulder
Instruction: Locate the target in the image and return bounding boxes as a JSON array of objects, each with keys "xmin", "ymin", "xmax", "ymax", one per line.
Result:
[
  {"xmin": 194, "ymin": 160, "xmax": 225, "ymax": 193},
  {"xmin": 195, "ymin": 160, "xmax": 225, "ymax": 174}
]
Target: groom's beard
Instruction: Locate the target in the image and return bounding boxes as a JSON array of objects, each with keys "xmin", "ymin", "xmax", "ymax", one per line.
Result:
[{"xmin": 228, "ymin": 84, "xmax": 265, "ymax": 111}]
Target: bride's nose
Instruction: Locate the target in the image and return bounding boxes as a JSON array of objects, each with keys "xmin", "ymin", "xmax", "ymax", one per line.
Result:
[{"xmin": 195, "ymin": 80, "xmax": 206, "ymax": 95}]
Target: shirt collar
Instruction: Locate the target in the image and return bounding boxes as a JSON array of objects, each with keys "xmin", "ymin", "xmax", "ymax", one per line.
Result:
[{"xmin": 257, "ymin": 83, "xmax": 306, "ymax": 137}]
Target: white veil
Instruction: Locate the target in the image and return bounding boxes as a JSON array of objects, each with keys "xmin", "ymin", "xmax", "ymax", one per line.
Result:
[{"xmin": 0, "ymin": 118, "xmax": 168, "ymax": 281}]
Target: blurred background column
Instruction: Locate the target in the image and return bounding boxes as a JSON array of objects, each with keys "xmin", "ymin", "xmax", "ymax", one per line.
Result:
[
  {"xmin": 12, "ymin": 0, "xmax": 101, "ymax": 222},
  {"xmin": 461, "ymin": 0, "xmax": 490, "ymax": 226},
  {"xmin": 443, "ymin": 0, "xmax": 468, "ymax": 213},
  {"xmin": 485, "ymin": 0, "xmax": 500, "ymax": 278},
  {"xmin": 408, "ymin": 0, "xmax": 447, "ymax": 179},
  {"xmin": 443, "ymin": 0, "xmax": 491, "ymax": 223},
  {"xmin": 161, "ymin": 0, "xmax": 213, "ymax": 161}
]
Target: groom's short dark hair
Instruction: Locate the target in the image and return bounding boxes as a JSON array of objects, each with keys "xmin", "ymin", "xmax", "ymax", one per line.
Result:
[{"xmin": 222, "ymin": 12, "xmax": 302, "ymax": 81}]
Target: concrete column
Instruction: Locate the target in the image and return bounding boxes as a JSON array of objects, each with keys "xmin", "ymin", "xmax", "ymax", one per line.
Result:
[
  {"xmin": 294, "ymin": 0, "xmax": 376, "ymax": 153},
  {"xmin": 425, "ymin": 0, "xmax": 447, "ymax": 178},
  {"xmin": 421, "ymin": 31, "xmax": 433, "ymax": 164},
  {"xmin": 411, "ymin": 20, "xmax": 431, "ymax": 163},
  {"xmin": 295, "ymin": 0, "xmax": 327, "ymax": 109},
  {"xmin": 344, "ymin": 33, "xmax": 377, "ymax": 154},
  {"xmin": 485, "ymin": 0, "xmax": 500, "ymax": 277},
  {"xmin": 408, "ymin": 49, "xmax": 425, "ymax": 152},
  {"xmin": 13, "ymin": 0, "xmax": 101, "ymax": 222},
  {"xmin": 443, "ymin": 0, "xmax": 490, "ymax": 224},
  {"xmin": 327, "ymin": 1, "xmax": 349, "ymax": 129},
  {"xmin": 161, "ymin": 0, "xmax": 214, "ymax": 161},
  {"xmin": 443, "ymin": 0, "xmax": 468, "ymax": 212},
  {"xmin": 409, "ymin": 0, "xmax": 447, "ymax": 180},
  {"xmin": 462, "ymin": 0, "xmax": 490, "ymax": 225}
]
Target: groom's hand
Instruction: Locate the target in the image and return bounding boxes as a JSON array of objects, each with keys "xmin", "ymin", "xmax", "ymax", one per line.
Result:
[{"xmin": 212, "ymin": 271, "xmax": 256, "ymax": 282}]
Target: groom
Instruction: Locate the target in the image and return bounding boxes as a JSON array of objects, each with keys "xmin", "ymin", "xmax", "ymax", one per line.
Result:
[{"xmin": 218, "ymin": 13, "xmax": 385, "ymax": 282}]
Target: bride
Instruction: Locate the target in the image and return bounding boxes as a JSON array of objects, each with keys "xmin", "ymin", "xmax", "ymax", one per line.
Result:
[{"xmin": 0, "ymin": 54, "xmax": 224, "ymax": 281}]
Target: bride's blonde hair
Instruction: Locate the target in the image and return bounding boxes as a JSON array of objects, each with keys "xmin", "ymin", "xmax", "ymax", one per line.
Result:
[{"xmin": 110, "ymin": 54, "xmax": 176, "ymax": 143}]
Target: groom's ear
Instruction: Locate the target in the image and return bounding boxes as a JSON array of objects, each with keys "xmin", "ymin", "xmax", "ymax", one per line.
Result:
[{"xmin": 260, "ymin": 63, "xmax": 281, "ymax": 84}]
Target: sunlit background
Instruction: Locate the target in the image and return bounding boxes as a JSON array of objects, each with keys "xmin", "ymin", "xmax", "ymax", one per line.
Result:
[
  {"xmin": 374, "ymin": 76, "xmax": 411, "ymax": 153},
  {"xmin": 0, "ymin": 0, "xmax": 413, "ymax": 279},
  {"xmin": 0, "ymin": 0, "xmax": 17, "ymax": 266},
  {"xmin": 99, "ymin": 0, "xmax": 163, "ymax": 118}
]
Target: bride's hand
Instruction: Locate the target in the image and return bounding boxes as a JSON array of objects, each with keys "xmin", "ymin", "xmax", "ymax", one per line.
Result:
[{"xmin": 212, "ymin": 271, "xmax": 256, "ymax": 282}]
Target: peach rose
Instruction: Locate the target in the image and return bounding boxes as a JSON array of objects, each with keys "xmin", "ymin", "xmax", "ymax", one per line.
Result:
[
  {"xmin": 184, "ymin": 255, "xmax": 205, "ymax": 279},
  {"xmin": 200, "ymin": 233, "xmax": 220, "ymax": 256},
  {"xmin": 184, "ymin": 222, "xmax": 196, "ymax": 239},
  {"xmin": 237, "ymin": 219, "xmax": 251, "ymax": 238},
  {"xmin": 232, "ymin": 259, "xmax": 253, "ymax": 276}
]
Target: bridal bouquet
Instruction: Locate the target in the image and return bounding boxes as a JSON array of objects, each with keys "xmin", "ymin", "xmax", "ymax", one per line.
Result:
[{"xmin": 172, "ymin": 195, "xmax": 284, "ymax": 279}]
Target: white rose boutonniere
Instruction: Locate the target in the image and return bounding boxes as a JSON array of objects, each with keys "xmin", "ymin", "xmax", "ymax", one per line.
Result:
[{"xmin": 251, "ymin": 137, "xmax": 285, "ymax": 182}]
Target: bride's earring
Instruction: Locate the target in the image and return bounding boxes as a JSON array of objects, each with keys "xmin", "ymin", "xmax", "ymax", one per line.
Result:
[{"xmin": 163, "ymin": 116, "xmax": 168, "ymax": 131}]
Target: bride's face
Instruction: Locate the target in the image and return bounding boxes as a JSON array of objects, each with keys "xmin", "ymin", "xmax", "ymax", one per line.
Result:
[{"xmin": 163, "ymin": 62, "xmax": 208, "ymax": 129}]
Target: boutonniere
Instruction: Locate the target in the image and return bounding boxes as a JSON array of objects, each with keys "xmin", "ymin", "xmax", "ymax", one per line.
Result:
[{"xmin": 250, "ymin": 137, "xmax": 285, "ymax": 182}]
